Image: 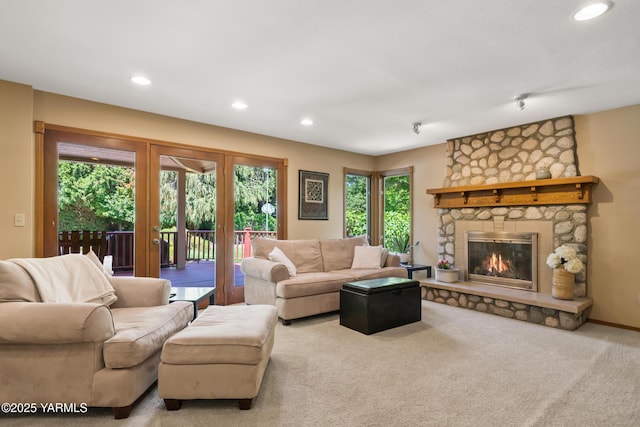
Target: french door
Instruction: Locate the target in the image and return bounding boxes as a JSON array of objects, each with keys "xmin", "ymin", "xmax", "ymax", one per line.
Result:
[
  {"xmin": 149, "ymin": 145, "xmax": 224, "ymax": 302},
  {"xmin": 42, "ymin": 129, "xmax": 149, "ymax": 275},
  {"xmin": 227, "ymin": 156, "xmax": 285, "ymax": 304},
  {"xmin": 39, "ymin": 124, "xmax": 287, "ymax": 305}
]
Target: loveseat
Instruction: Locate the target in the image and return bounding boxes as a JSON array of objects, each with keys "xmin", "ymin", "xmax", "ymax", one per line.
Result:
[
  {"xmin": 0, "ymin": 253, "xmax": 193, "ymax": 419},
  {"xmin": 241, "ymin": 236, "xmax": 408, "ymax": 324}
]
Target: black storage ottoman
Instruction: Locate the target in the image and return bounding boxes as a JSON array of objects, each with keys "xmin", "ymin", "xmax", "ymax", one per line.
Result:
[{"xmin": 339, "ymin": 277, "xmax": 421, "ymax": 335}]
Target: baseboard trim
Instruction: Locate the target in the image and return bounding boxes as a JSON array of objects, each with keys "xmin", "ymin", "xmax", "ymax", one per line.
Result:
[{"xmin": 587, "ymin": 318, "xmax": 640, "ymax": 333}]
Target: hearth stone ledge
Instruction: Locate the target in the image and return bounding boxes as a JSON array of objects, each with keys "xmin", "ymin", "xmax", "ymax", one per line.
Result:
[{"xmin": 419, "ymin": 279, "xmax": 592, "ymax": 331}]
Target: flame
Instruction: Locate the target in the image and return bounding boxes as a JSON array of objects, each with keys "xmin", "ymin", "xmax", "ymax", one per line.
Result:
[{"xmin": 487, "ymin": 252, "xmax": 509, "ymax": 273}]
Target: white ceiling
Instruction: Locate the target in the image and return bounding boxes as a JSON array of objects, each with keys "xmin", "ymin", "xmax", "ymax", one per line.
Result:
[{"xmin": 1, "ymin": 1, "xmax": 639, "ymax": 156}]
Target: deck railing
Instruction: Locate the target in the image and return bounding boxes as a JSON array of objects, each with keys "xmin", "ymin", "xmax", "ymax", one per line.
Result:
[{"xmin": 59, "ymin": 229, "xmax": 276, "ymax": 270}]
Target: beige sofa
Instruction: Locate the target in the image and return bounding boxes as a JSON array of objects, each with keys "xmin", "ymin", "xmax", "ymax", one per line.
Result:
[
  {"xmin": 241, "ymin": 236, "xmax": 408, "ymax": 324},
  {"xmin": 0, "ymin": 254, "xmax": 193, "ymax": 419}
]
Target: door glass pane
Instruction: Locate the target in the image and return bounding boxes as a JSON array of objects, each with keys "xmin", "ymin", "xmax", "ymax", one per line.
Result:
[
  {"xmin": 233, "ymin": 165, "xmax": 277, "ymax": 288},
  {"xmin": 57, "ymin": 143, "xmax": 136, "ymax": 276},
  {"xmin": 158, "ymin": 155, "xmax": 216, "ymax": 288},
  {"xmin": 383, "ymin": 174, "xmax": 410, "ymax": 257},
  {"xmin": 345, "ymin": 174, "xmax": 370, "ymax": 238}
]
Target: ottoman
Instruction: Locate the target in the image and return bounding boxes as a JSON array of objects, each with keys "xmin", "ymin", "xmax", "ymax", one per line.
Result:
[
  {"xmin": 340, "ymin": 277, "xmax": 421, "ymax": 335},
  {"xmin": 158, "ymin": 304, "xmax": 277, "ymax": 410}
]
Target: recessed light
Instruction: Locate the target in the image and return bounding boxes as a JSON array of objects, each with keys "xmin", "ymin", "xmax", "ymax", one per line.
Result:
[
  {"xmin": 130, "ymin": 75, "xmax": 151, "ymax": 86},
  {"xmin": 232, "ymin": 101, "xmax": 248, "ymax": 110},
  {"xmin": 300, "ymin": 118, "xmax": 314, "ymax": 126},
  {"xmin": 573, "ymin": 2, "xmax": 611, "ymax": 21}
]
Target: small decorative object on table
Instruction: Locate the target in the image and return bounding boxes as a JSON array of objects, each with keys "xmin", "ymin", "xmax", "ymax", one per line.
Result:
[
  {"xmin": 435, "ymin": 259, "xmax": 459, "ymax": 283},
  {"xmin": 546, "ymin": 245, "xmax": 584, "ymax": 300}
]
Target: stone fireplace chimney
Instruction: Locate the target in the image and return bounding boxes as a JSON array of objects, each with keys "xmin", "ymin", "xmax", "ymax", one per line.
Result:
[{"xmin": 435, "ymin": 116, "xmax": 589, "ymax": 297}]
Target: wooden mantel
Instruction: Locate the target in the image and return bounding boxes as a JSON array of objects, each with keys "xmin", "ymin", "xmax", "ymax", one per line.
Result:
[{"xmin": 427, "ymin": 176, "xmax": 599, "ymax": 208}]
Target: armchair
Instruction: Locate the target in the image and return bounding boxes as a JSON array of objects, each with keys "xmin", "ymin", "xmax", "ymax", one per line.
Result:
[{"xmin": 0, "ymin": 257, "xmax": 193, "ymax": 419}]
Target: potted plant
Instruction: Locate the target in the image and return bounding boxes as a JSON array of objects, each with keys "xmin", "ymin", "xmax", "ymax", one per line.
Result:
[
  {"xmin": 435, "ymin": 259, "xmax": 459, "ymax": 283},
  {"xmin": 546, "ymin": 245, "xmax": 584, "ymax": 300},
  {"xmin": 389, "ymin": 234, "xmax": 411, "ymax": 264}
]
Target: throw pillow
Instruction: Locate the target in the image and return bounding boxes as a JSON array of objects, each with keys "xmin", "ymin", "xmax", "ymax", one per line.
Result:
[
  {"xmin": 380, "ymin": 247, "xmax": 389, "ymax": 267},
  {"xmin": 351, "ymin": 245, "xmax": 383, "ymax": 269},
  {"xmin": 269, "ymin": 246, "xmax": 297, "ymax": 277}
]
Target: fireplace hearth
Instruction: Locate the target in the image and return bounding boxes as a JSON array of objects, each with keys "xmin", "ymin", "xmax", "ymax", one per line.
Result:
[{"xmin": 465, "ymin": 231, "xmax": 538, "ymax": 291}]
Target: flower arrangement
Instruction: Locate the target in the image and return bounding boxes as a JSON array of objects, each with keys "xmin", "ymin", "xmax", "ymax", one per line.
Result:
[
  {"xmin": 436, "ymin": 259, "xmax": 453, "ymax": 270},
  {"xmin": 546, "ymin": 245, "xmax": 584, "ymax": 274}
]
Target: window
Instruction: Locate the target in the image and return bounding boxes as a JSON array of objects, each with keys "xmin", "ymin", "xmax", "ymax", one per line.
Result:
[
  {"xmin": 344, "ymin": 169, "xmax": 371, "ymax": 239},
  {"xmin": 343, "ymin": 167, "xmax": 413, "ymax": 253},
  {"xmin": 381, "ymin": 170, "xmax": 412, "ymax": 255}
]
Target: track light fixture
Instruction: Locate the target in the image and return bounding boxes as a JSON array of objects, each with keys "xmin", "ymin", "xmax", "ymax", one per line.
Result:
[
  {"xmin": 514, "ymin": 94, "xmax": 528, "ymax": 110},
  {"xmin": 412, "ymin": 122, "xmax": 421, "ymax": 135}
]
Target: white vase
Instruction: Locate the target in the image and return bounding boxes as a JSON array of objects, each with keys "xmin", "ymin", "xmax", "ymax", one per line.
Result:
[
  {"xmin": 398, "ymin": 253, "xmax": 411, "ymax": 264},
  {"xmin": 435, "ymin": 268, "xmax": 459, "ymax": 283}
]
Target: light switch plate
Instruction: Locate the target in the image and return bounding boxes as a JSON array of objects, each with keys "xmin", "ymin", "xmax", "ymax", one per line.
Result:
[{"xmin": 14, "ymin": 213, "xmax": 25, "ymax": 227}]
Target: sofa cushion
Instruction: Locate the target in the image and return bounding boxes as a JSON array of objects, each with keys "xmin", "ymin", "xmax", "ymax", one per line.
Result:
[
  {"xmin": 351, "ymin": 245, "xmax": 383, "ymax": 269},
  {"xmin": 320, "ymin": 235, "xmax": 368, "ymax": 272},
  {"xmin": 161, "ymin": 305, "xmax": 277, "ymax": 365},
  {"xmin": 276, "ymin": 271, "xmax": 352, "ymax": 298},
  {"xmin": 268, "ymin": 247, "xmax": 297, "ymax": 277},
  {"xmin": 0, "ymin": 261, "xmax": 41, "ymax": 302},
  {"xmin": 104, "ymin": 301, "xmax": 193, "ymax": 369},
  {"xmin": 380, "ymin": 247, "xmax": 389, "ymax": 267},
  {"xmin": 252, "ymin": 238, "xmax": 323, "ymax": 273}
]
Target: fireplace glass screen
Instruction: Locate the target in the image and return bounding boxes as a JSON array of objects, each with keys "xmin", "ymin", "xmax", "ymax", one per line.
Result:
[{"xmin": 465, "ymin": 231, "xmax": 537, "ymax": 291}]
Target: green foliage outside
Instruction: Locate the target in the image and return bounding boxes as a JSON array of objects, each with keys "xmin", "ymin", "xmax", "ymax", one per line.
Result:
[
  {"xmin": 344, "ymin": 173, "xmax": 411, "ymax": 253},
  {"xmin": 59, "ymin": 161, "xmax": 277, "ymax": 234},
  {"xmin": 345, "ymin": 175, "xmax": 368, "ymax": 237},
  {"xmin": 232, "ymin": 166, "xmax": 276, "ymax": 232},
  {"xmin": 383, "ymin": 175, "xmax": 410, "ymax": 253},
  {"xmin": 160, "ymin": 170, "xmax": 217, "ymax": 230},
  {"xmin": 58, "ymin": 161, "xmax": 135, "ymax": 231}
]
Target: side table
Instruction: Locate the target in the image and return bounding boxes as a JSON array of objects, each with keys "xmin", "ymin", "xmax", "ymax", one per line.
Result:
[
  {"xmin": 400, "ymin": 264, "xmax": 432, "ymax": 280},
  {"xmin": 169, "ymin": 287, "xmax": 215, "ymax": 319}
]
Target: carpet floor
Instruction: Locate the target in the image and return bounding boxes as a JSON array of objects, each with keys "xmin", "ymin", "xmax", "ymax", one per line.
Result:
[{"xmin": 4, "ymin": 301, "xmax": 639, "ymax": 426}]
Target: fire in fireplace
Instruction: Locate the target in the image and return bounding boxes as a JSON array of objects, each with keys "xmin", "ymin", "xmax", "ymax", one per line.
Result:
[{"xmin": 465, "ymin": 231, "xmax": 538, "ymax": 291}]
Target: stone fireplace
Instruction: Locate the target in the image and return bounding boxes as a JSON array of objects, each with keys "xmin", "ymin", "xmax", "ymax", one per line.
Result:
[{"xmin": 423, "ymin": 116, "xmax": 597, "ymax": 330}]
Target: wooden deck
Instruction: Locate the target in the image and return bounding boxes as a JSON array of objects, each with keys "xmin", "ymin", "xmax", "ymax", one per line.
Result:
[{"xmin": 115, "ymin": 261, "xmax": 245, "ymax": 288}]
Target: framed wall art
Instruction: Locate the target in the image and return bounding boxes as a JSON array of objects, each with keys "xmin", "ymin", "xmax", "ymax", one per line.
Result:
[{"xmin": 298, "ymin": 170, "xmax": 329, "ymax": 220}]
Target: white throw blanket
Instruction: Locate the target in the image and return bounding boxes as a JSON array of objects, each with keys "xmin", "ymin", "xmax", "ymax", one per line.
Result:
[{"xmin": 10, "ymin": 254, "xmax": 118, "ymax": 305}]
